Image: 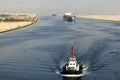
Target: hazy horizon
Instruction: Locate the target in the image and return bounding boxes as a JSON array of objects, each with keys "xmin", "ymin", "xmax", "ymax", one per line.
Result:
[{"xmin": 0, "ymin": 0, "xmax": 120, "ymax": 16}]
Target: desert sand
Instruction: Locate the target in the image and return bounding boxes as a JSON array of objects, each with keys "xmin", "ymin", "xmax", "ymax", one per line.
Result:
[
  {"xmin": 77, "ymin": 15, "xmax": 120, "ymax": 22},
  {"xmin": 0, "ymin": 13, "xmax": 38, "ymax": 33},
  {"xmin": 0, "ymin": 21, "xmax": 34, "ymax": 33}
]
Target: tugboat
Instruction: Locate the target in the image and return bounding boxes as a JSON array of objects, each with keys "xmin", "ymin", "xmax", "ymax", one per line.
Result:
[
  {"xmin": 61, "ymin": 46, "xmax": 83, "ymax": 77},
  {"xmin": 63, "ymin": 12, "xmax": 75, "ymax": 22}
]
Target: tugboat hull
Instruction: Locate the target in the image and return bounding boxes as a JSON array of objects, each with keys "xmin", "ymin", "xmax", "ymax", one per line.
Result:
[
  {"xmin": 61, "ymin": 70, "xmax": 82, "ymax": 74},
  {"xmin": 61, "ymin": 74, "xmax": 83, "ymax": 77},
  {"xmin": 61, "ymin": 64, "xmax": 83, "ymax": 77}
]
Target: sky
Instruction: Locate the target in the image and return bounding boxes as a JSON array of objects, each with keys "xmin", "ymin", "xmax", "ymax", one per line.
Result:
[{"xmin": 0, "ymin": 0, "xmax": 120, "ymax": 15}]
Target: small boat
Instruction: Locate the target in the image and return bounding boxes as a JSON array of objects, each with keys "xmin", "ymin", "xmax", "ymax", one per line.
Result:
[
  {"xmin": 61, "ymin": 46, "xmax": 83, "ymax": 77},
  {"xmin": 52, "ymin": 12, "xmax": 56, "ymax": 16},
  {"xmin": 63, "ymin": 13, "xmax": 75, "ymax": 22}
]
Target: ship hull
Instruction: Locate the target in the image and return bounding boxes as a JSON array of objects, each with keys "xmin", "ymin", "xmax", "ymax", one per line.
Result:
[
  {"xmin": 63, "ymin": 15, "xmax": 74, "ymax": 22},
  {"xmin": 61, "ymin": 70, "xmax": 83, "ymax": 77},
  {"xmin": 61, "ymin": 65, "xmax": 83, "ymax": 77},
  {"xmin": 61, "ymin": 70, "xmax": 82, "ymax": 74},
  {"xmin": 61, "ymin": 74, "xmax": 83, "ymax": 77}
]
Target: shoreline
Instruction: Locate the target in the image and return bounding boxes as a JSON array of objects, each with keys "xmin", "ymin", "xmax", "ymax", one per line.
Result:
[
  {"xmin": 0, "ymin": 21, "xmax": 35, "ymax": 33},
  {"xmin": 0, "ymin": 13, "xmax": 38, "ymax": 33},
  {"xmin": 77, "ymin": 15, "xmax": 120, "ymax": 22}
]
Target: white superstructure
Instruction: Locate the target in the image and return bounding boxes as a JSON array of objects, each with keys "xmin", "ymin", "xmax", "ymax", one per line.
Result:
[
  {"xmin": 66, "ymin": 58, "xmax": 79, "ymax": 71},
  {"xmin": 64, "ymin": 12, "xmax": 73, "ymax": 16},
  {"xmin": 66, "ymin": 46, "xmax": 79, "ymax": 71}
]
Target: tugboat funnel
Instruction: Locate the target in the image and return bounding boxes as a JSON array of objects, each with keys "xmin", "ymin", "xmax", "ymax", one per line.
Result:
[{"xmin": 71, "ymin": 46, "xmax": 75, "ymax": 58}]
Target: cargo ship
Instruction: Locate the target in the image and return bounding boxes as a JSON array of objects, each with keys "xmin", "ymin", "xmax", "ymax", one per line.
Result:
[
  {"xmin": 61, "ymin": 46, "xmax": 83, "ymax": 77},
  {"xmin": 63, "ymin": 13, "xmax": 75, "ymax": 22}
]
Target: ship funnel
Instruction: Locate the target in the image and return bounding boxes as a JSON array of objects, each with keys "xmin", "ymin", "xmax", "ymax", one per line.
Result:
[{"xmin": 71, "ymin": 46, "xmax": 75, "ymax": 58}]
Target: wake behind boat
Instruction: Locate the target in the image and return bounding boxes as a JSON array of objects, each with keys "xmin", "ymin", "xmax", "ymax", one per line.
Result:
[{"xmin": 61, "ymin": 46, "xmax": 83, "ymax": 77}]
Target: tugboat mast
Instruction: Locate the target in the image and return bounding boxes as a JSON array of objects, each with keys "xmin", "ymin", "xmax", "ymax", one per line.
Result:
[{"xmin": 71, "ymin": 46, "xmax": 75, "ymax": 58}]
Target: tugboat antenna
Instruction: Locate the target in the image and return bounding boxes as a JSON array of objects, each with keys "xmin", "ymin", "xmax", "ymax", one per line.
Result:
[{"xmin": 71, "ymin": 46, "xmax": 75, "ymax": 58}]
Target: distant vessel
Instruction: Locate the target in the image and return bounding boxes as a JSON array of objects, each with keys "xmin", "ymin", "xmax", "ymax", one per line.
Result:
[
  {"xmin": 52, "ymin": 12, "xmax": 56, "ymax": 16},
  {"xmin": 63, "ymin": 13, "xmax": 75, "ymax": 22},
  {"xmin": 61, "ymin": 46, "xmax": 83, "ymax": 77}
]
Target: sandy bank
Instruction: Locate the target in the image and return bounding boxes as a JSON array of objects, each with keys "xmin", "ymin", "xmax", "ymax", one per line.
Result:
[
  {"xmin": 77, "ymin": 15, "xmax": 120, "ymax": 22},
  {"xmin": 0, "ymin": 21, "xmax": 34, "ymax": 33},
  {"xmin": 0, "ymin": 13, "xmax": 38, "ymax": 33}
]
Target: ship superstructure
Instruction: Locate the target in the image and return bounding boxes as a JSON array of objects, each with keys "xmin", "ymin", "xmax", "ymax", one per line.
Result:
[{"xmin": 63, "ymin": 12, "xmax": 75, "ymax": 22}]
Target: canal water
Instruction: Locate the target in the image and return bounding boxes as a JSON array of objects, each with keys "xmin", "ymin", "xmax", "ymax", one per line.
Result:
[{"xmin": 0, "ymin": 16, "xmax": 120, "ymax": 80}]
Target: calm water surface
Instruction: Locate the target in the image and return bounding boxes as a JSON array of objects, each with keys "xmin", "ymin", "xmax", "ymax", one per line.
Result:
[{"xmin": 0, "ymin": 16, "xmax": 120, "ymax": 80}]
